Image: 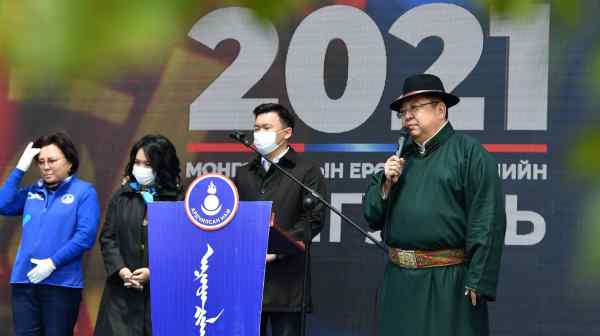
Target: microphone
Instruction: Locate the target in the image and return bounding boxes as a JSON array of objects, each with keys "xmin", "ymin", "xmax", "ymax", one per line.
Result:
[
  {"xmin": 229, "ymin": 131, "xmax": 249, "ymax": 145},
  {"xmin": 395, "ymin": 128, "xmax": 409, "ymax": 158}
]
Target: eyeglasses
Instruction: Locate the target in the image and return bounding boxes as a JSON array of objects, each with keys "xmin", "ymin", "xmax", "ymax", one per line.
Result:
[
  {"xmin": 37, "ymin": 157, "xmax": 64, "ymax": 168},
  {"xmin": 396, "ymin": 101, "xmax": 440, "ymax": 119}
]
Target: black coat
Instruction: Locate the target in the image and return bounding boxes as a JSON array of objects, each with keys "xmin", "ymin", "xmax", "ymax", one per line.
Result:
[
  {"xmin": 234, "ymin": 148, "xmax": 327, "ymax": 312},
  {"xmin": 94, "ymin": 183, "xmax": 180, "ymax": 336}
]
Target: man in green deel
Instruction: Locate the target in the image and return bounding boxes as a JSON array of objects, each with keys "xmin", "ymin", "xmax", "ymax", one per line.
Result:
[{"xmin": 362, "ymin": 74, "xmax": 506, "ymax": 336}]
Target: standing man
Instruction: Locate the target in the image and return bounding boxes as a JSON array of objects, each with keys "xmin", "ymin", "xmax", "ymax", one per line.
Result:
[
  {"xmin": 234, "ymin": 103, "xmax": 327, "ymax": 336},
  {"xmin": 362, "ymin": 74, "xmax": 506, "ymax": 336}
]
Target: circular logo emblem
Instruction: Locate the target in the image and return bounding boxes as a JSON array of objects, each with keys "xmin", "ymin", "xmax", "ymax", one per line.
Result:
[
  {"xmin": 184, "ymin": 174, "xmax": 239, "ymax": 231},
  {"xmin": 61, "ymin": 194, "xmax": 75, "ymax": 204}
]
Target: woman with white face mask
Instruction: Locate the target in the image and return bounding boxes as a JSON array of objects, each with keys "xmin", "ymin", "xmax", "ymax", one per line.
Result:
[{"xmin": 95, "ymin": 134, "xmax": 182, "ymax": 336}]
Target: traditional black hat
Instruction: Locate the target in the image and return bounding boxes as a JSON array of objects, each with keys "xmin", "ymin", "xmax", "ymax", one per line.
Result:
[{"xmin": 390, "ymin": 74, "xmax": 459, "ymax": 112}]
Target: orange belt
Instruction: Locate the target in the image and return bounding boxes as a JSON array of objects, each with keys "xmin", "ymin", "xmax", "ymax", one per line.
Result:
[{"xmin": 388, "ymin": 248, "xmax": 466, "ymax": 269}]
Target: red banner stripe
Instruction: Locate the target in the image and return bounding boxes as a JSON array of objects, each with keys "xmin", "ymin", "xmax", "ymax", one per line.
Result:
[{"xmin": 483, "ymin": 144, "xmax": 547, "ymax": 153}]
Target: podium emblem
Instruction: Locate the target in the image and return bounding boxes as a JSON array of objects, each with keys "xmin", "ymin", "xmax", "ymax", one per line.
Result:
[{"xmin": 185, "ymin": 173, "xmax": 239, "ymax": 231}]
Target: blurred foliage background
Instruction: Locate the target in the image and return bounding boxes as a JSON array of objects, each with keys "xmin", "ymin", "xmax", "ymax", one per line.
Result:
[{"xmin": 0, "ymin": 0, "xmax": 312, "ymax": 93}]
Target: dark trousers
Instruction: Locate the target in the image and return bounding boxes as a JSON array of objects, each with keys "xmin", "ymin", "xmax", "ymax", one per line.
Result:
[
  {"xmin": 260, "ymin": 312, "xmax": 301, "ymax": 336},
  {"xmin": 11, "ymin": 284, "xmax": 82, "ymax": 336}
]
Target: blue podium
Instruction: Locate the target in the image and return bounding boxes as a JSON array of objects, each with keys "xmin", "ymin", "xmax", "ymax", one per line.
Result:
[{"xmin": 147, "ymin": 174, "xmax": 271, "ymax": 336}]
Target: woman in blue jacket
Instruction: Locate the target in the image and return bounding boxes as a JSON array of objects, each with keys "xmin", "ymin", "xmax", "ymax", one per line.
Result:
[{"xmin": 0, "ymin": 132, "xmax": 100, "ymax": 336}]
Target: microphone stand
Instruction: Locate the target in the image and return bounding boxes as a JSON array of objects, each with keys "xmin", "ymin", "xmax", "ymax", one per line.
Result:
[
  {"xmin": 230, "ymin": 132, "xmax": 388, "ymax": 336},
  {"xmin": 301, "ymin": 201, "xmax": 312, "ymax": 336}
]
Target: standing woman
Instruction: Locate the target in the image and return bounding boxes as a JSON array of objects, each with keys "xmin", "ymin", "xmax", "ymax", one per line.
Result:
[
  {"xmin": 95, "ymin": 134, "xmax": 182, "ymax": 336},
  {"xmin": 0, "ymin": 133, "xmax": 100, "ymax": 335}
]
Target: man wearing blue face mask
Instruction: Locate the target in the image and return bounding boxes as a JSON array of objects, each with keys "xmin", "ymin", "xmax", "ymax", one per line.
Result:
[{"xmin": 234, "ymin": 103, "xmax": 327, "ymax": 336}]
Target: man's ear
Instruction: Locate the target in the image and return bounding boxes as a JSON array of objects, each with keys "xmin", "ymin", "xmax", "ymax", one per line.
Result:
[
  {"xmin": 437, "ymin": 102, "xmax": 448, "ymax": 120},
  {"xmin": 283, "ymin": 127, "xmax": 293, "ymax": 140}
]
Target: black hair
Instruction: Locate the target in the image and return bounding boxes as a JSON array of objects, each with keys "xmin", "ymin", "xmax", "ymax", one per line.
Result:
[
  {"xmin": 33, "ymin": 132, "xmax": 79, "ymax": 175},
  {"xmin": 252, "ymin": 103, "xmax": 295, "ymax": 130},
  {"xmin": 124, "ymin": 134, "xmax": 181, "ymax": 192}
]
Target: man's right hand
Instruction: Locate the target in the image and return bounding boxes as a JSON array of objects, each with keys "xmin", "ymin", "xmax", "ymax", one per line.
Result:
[
  {"xmin": 382, "ymin": 155, "xmax": 406, "ymax": 197},
  {"xmin": 16, "ymin": 142, "xmax": 41, "ymax": 172}
]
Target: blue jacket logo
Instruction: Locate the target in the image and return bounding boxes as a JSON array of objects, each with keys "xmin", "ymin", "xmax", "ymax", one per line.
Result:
[
  {"xmin": 185, "ymin": 174, "xmax": 239, "ymax": 231},
  {"xmin": 27, "ymin": 192, "xmax": 44, "ymax": 201},
  {"xmin": 61, "ymin": 194, "xmax": 75, "ymax": 204}
]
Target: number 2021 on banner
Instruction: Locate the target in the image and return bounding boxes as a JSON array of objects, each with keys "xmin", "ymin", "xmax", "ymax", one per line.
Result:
[{"xmin": 188, "ymin": 4, "xmax": 549, "ymax": 133}]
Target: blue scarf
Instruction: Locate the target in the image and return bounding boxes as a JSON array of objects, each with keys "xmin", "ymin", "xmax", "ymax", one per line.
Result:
[{"xmin": 129, "ymin": 182, "xmax": 157, "ymax": 203}]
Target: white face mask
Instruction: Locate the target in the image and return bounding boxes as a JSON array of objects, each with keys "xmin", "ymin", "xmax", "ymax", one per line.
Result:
[
  {"xmin": 132, "ymin": 164, "xmax": 156, "ymax": 186},
  {"xmin": 253, "ymin": 131, "xmax": 281, "ymax": 155}
]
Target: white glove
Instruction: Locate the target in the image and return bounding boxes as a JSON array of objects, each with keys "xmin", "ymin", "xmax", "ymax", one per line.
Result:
[
  {"xmin": 16, "ymin": 142, "xmax": 41, "ymax": 172},
  {"xmin": 27, "ymin": 258, "xmax": 56, "ymax": 284}
]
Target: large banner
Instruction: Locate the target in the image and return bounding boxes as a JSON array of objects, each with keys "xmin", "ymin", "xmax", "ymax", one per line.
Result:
[{"xmin": 0, "ymin": 1, "xmax": 599, "ymax": 335}]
